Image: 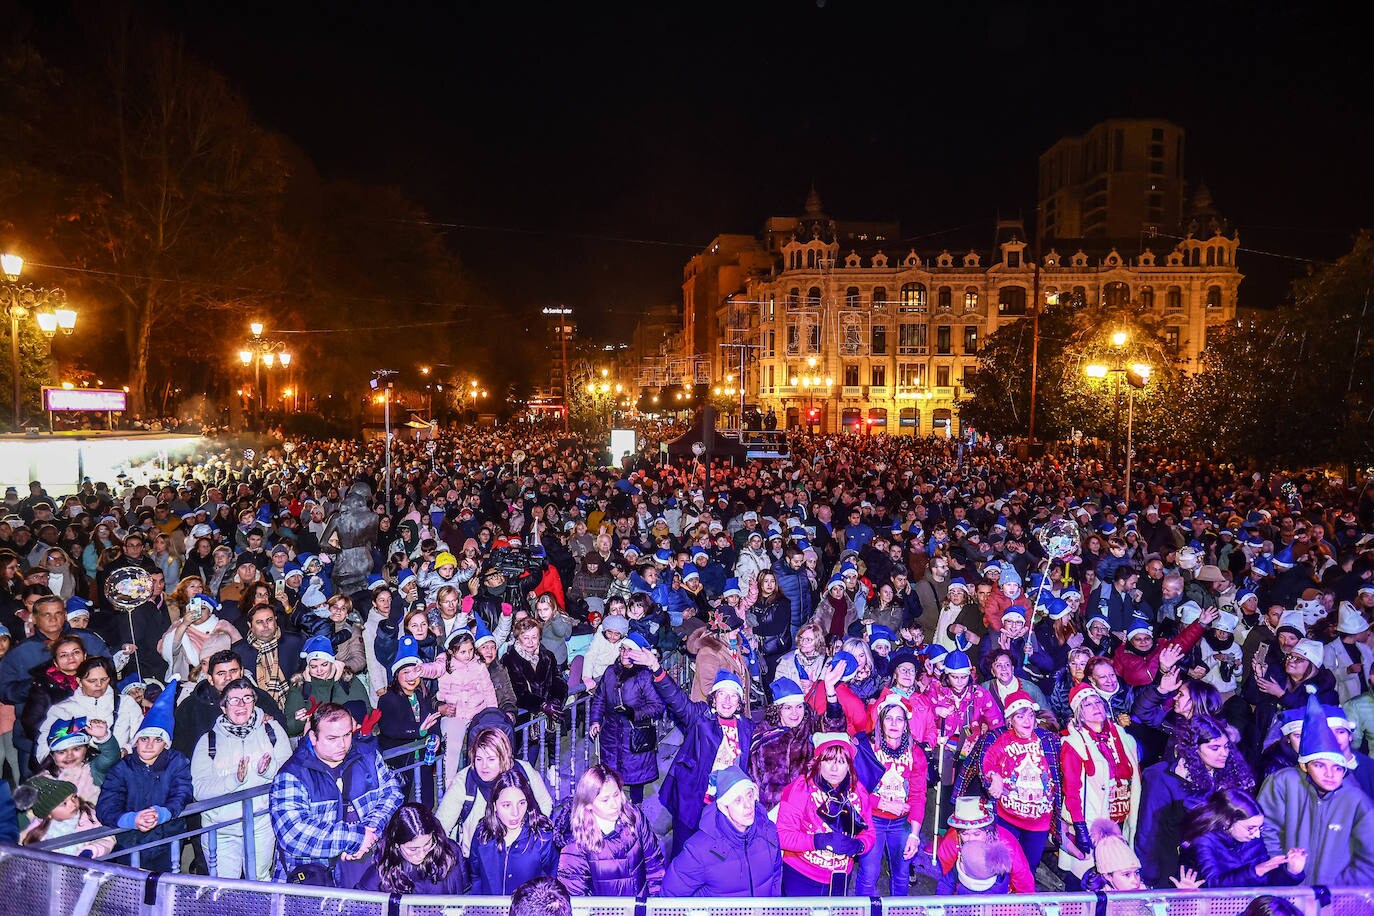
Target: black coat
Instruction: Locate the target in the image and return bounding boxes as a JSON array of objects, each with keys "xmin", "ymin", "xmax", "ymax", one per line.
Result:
[
  {"xmin": 20, "ymin": 662, "xmax": 75, "ymax": 744},
  {"xmin": 502, "ymin": 647, "xmax": 567, "ymax": 715},
  {"xmin": 171, "ymin": 678, "xmax": 286, "ymax": 757}
]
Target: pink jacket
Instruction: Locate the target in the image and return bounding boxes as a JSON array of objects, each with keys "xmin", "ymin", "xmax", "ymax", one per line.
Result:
[
  {"xmin": 20, "ymin": 808, "xmax": 116, "ymax": 858},
  {"xmin": 416, "ymin": 655, "xmax": 498, "ymax": 720},
  {"xmin": 776, "ymin": 773, "xmax": 877, "ymax": 883}
]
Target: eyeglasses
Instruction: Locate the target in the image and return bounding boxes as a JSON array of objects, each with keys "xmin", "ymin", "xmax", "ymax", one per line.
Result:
[{"xmin": 224, "ymin": 695, "xmax": 256, "ymax": 707}]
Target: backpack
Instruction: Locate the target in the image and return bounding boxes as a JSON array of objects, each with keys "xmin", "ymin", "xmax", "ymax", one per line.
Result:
[{"xmin": 207, "ymin": 721, "xmax": 280, "ymax": 760}]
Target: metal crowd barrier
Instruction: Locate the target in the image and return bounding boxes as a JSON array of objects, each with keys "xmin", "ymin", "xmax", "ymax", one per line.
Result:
[{"xmin": 0, "ymin": 845, "xmax": 1344, "ymax": 916}]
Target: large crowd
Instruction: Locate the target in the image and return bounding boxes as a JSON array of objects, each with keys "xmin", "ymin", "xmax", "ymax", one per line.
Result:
[{"xmin": 1, "ymin": 424, "xmax": 1372, "ymax": 903}]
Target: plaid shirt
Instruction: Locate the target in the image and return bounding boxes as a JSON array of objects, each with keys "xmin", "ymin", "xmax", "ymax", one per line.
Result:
[{"xmin": 269, "ymin": 738, "xmax": 403, "ymax": 877}]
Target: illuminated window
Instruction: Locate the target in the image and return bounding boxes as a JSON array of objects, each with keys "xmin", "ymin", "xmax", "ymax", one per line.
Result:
[
  {"xmin": 870, "ymin": 365, "xmax": 886, "ymax": 387},
  {"xmin": 936, "ymin": 365, "xmax": 951, "ymax": 387},
  {"xmin": 899, "ymin": 283, "xmax": 927, "ymax": 313}
]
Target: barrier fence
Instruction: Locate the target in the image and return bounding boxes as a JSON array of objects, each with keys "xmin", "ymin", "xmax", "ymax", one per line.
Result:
[{"xmin": 0, "ymin": 844, "xmax": 1355, "ymax": 916}]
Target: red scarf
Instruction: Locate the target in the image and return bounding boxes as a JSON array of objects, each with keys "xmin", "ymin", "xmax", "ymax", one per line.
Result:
[{"xmin": 46, "ymin": 666, "xmax": 79, "ymax": 692}]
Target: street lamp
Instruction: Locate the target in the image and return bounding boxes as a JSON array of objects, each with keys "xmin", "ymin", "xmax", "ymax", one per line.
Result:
[
  {"xmin": 237, "ymin": 321, "xmax": 290, "ymax": 429},
  {"xmin": 1, "ymin": 253, "xmax": 76, "ymax": 427},
  {"xmin": 1084, "ymin": 332, "xmax": 1151, "ymax": 496}
]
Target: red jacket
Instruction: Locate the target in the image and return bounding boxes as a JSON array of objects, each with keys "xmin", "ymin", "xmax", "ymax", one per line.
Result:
[
  {"xmin": 937, "ymin": 825, "xmax": 1036, "ymax": 893},
  {"xmin": 1112, "ymin": 621, "xmax": 1204, "ymax": 687},
  {"xmin": 806, "ymin": 681, "xmax": 868, "ymax": 736}
]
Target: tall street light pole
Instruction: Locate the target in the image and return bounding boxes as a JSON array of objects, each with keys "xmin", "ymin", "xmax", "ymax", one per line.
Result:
[
  {"xmin": 1085, "ymin": 330, "xmax": 1151, "ymax": 503},
  {"xmin": 2, "ymin": 254, "xmax": 76, "ymax": 428}
]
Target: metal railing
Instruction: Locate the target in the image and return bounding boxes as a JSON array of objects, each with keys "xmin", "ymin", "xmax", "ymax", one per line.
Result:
[{"xmin": 0, "ymin": 845, "xmax": 1343, "ymax": 916}]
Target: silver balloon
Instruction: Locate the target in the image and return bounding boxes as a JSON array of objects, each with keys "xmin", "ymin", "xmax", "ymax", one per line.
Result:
[
  {"xmin": 243, "ymin": 449, "xmax": 256, "ymax": 461},
  {"xmin": 691, "ymin": 442, "xmax": 706, "ymax": 457},
  {"xmin": 105, "ymin": 566, "xmax": 154, "ymax": 613},
  {"xmin": 511, "ymin": 449, "xmax": 526, "ymax": 464},
  {"xmin": 283, "ymin": 442, "xmax": 296, "ymax": 454},
  {"xmin": 1036, "ymin": 517, "xmax": 1082, "ymax": 562}
]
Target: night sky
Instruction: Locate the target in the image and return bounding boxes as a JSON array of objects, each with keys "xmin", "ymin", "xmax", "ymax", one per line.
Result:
[{"xmin": 30, "ymin": 1, "xmax": 1374, "ymax": 340}]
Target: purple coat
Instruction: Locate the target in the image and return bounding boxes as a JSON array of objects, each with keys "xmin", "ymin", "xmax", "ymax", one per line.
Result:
[
  {"xmin": 557, "ymin": 810, "xmax": 665, "ymax": 897},
  {"xmin": 653, "ymin": 671, "xmax": 755, "ymax": 832},
  {"xmin": 590, "ymin": 662, "xmax": 666, "ymax": 786},
  {"xmin": 662, "ymin": 803, "xmax": 782, "ymax": 896}
]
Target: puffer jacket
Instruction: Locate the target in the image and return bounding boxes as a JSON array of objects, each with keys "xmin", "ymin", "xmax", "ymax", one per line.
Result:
[
  {"xmin": 37, "ymin": 686, "xmax": 142, "ymax": 761},
  {"xmin": 1180, "ymin": 829, "xmax": 1306, "ymax": 888},
  {"xmin": 95, "ymin": 749, "xmax": 193, "ymax": 856},
  {"xmin": 773, "ymin": 561, "xmax": 815, "ymax": 628},
  {"xmin": 1113, "ymin": 622, "xmax": 1206, "ymax": 688},
  {"xmin": 662, "ymin": 802, "xmax": 782, "ymax": 896},
  {"xmin": 190, "ymin": 712, "xmax": 292, "ymax": 824},
  {"xmin": 467, "ymin": 823, "xmax": 560, "ymax": 894},
  {"xmin": 414, "ymin": 655, "xmax": 498, "ymax": 719},
  {"xmin": 590, "ymin": 662, "xmax": 665, "ymax": 786},
  {"xmin": 557, "ymin": 808, "xmax": 665, "ymax": 897}
]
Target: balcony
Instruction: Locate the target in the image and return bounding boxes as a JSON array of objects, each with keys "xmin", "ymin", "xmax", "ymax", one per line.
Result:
[
  {"xmin": 897, "ymin": 346, "xmax": 928, "ymax": 356},
  {"xmin": 933, "ymin": 386, "xmax": 956, "ymax": 399},
  {"xmin": 869, "ymin": 385, "xmax": 891, "ymax": 398},
  {"xmin": 842, "ymin": 386, "xmax": 864, "ymax": 398},
  {"xmin": 776, "ymin": 386, "xmax": 797, "ymax": 396}
]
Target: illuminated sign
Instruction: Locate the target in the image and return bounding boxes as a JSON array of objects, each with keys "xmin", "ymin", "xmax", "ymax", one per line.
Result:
[{"xmin": 42, "ymin": 388, "xmax": 128, "ymax": 412}]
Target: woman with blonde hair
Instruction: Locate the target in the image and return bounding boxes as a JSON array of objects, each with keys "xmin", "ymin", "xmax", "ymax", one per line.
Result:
[
  {"xmin": 324, "ymin": 593, "xmax": 367, "ymax": 676},
  {"xmin": 436, "ymin": 725, "xmax": 552, "ymax": 853},
  {"xmin": 168, "ymin": 575, "xmax": 206, "ymax": 625},
  {"xmin": 557, "ymin": 763, "xmax": 665, "ymax": 897},
  {"xmin": 774, "ymin": 621, "xmax": 828, "ymax": 689}
]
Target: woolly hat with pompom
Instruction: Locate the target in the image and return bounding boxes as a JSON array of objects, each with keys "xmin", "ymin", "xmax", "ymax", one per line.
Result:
[
  {"xmin": 1090, "ymin": 817, "xmax": 1141, "ymax": 874},
  {"xmin": 955, "ymin": 837, "xmax": 1013, "ymax": 891}
]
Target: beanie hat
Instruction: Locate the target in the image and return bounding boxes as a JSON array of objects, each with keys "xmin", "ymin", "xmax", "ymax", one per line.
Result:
[
  {"xmin": 301, "ymin": 635, "xmax": 336, "ymax": 663},
  {"xmin": 601, "ymin": 614, "xmax": 630, "ymax": 636},
  {"xmin": 134, "ymin": 677, "xmax": 179, "ymax": 745},
  {"xmin": 770, "ymin": 677, "xmax": 805, "ymax": 706},
  {"xmin": 709, "ymin": 669, "xmax": 745, "ymax": 700},
  {"xmin": 1091, "ymin": 818, "xmax": 1141, "ymax": 874},
  {"xmin": 713, "ymin": 765, "xmax": 756, "ymax": 807},
  {"xmin": 390, "ymin": 635, "xmax": 422, "ymax": 674},
  {"xmin": 14, "ymin": 776, "xmax": 77, "ymax": 819},
  {"xmin": 434, "ymin": 551, "xmax": 458, "ymax": 569},
  {"xmin": 955, "ymin": 838, "xmax": 1012, "ymax": 891},
  {"xmin": 888, "ymin": 649, "xmax": 920, "ymax": 675}
]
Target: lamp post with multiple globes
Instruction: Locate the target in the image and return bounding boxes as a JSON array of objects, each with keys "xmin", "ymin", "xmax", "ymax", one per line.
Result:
[
  {"xmin": 2, "ymin": 253, "xmax": 77, "ymax": 427},
  {"xmin": 238, "ymin": 321, "xmax": 291, "ymax": 430},
  {"xmin": 1084, "ymin": 329, "xmax": 1152, "ymax": 496}
]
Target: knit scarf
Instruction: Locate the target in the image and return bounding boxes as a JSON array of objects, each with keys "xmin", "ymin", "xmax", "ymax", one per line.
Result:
[
  {"xmin": 46, "ymin": 666, "xmax": 78, "ymax": 692},
  {"xmin": 249, "ymin": 634, "xmax": 288, "ymax": 704},
  {"xmin": 219, "ymin": 707, "xmax": 262, "ymax": 741},
  {"xmin": 514, "ymin": 643, "xmax": 542, "ymax": 667},
  {"xmin": 874, "ymin": 729, "xmax": 913, "ymax": 768}
]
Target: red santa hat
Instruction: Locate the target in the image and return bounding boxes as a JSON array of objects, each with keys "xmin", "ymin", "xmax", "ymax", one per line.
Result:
[
  {"xmin": 1002, "ymin": 690, "xmax": 1039, "ymax": 718},
  {"xmin": 1068, "ymin": 682, "xmax": 1101, "ymax": 713}
]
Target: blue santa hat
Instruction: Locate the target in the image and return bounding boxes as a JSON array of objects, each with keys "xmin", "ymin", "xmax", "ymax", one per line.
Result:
[
  {"xmin": 472, "ymin": 618, "xmax": 496, "ymax": 649},
  {"xmin": 134, "ymin": 677, "xmax": 179, "ymax": 745},
  {"xmin": 681, "ymin": 567, "xmax": 700, "ymax": 582},
  {"xmin": 722, "ymin": 577, "xmax": 741, "ymax": 598},
  {"xmin": 397, "ymin": 568, "xmax": 417, "ymax": 589},
  {"xmin": 826, "ymin": 574, "xmax": 846, "ymax": 592},
  {"xmin": 366, "ymin": 574, "xmax": 387, "ymax": 591},
  {"xmin": 869, "ymin": 625, "xmax": 896, "ymax": 650},
  {"xmin": 691, "ymin": 547, "xmax": 709, "ymax": 562},
  {"xmin": 64, "ymin": 596, "xmax": 93, "ymax": 619},
  {"xmin": 653, "ymin": 549, "xmax": 673, "ymax": 566},
  {"xmin": 794, "ymin": 538, "xmax": 812, "ymax": 552},
  {"xmin": 1041, "ymin": 594, "xmax": 1072, "ymax": 620},
  {"xmin": 839, "ymin": 562, "xmax": 859, "ymax": 577},
  {"xmin": 185, "ymin": 593, "xmax": 219, "ymax": 617},
  {"xmin": 709, "ymin": 669, "xmax": 745, "ymax": 699},
  {"xmin": 1127, "ymin": 618, "xmax": 1153, "ymax": 638},
  {"xmin": 1060, "ymin": 584, "xmax": 1083, "ymax": 599},
  {"xmin": 283, "ymin": 562, "xmax": 304, "ymax": 578},
  {"xmin": 943, "ymin": 650, "xmax": 973, "ymax": 675},
  {"xmin": 626, "ymin": 631, "xmax": 654, "ymax": 652},
  {"xmin": 830, "ymin": 651, "xmax": 860, "ymax": 680},
  {"xmin": 1298, "ymin": 686, "xmax": 1352, "ymax": 768},
  {"xmin": 296, "ymin": 553, "xmax": 320, "ymax": 571},
  {"xmin": 770, "ymin": 677, "xmax": 805, "ymax": 705},
  {"xmin": 1272, "ymin": 544, "xmax": 1296, "ymax": 570},
  {"xmin": 391, "ymin": 635, "xmax": 422, "ymax": 674},
  {"xmin": 301, "ymin": 635, "xmax": 336, "ymax": 663}
]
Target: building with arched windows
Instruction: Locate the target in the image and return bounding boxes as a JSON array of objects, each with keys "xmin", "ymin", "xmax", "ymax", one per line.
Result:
[{"xmin": 731, "ymin": 188, "xmax": 1239, "ymax": 436}]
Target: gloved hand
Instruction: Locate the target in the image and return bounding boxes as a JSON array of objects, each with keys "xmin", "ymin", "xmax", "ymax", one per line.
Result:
[
  {"xmin": 1072, "ymin": 821, "xmax": 1093, "ymax": 854},
  {"xmin": 815, "ymin": 831, "xmax": 864, "ymax": 856}
]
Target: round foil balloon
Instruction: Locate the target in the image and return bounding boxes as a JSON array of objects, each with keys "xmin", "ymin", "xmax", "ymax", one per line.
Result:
[
  {"xmin": 105, "ymin": 566, "xmax": 154, "ymax": 613},
  {"xmin": 283, "ymin": 442, "xmax": 296, "ymax": 454},
  {"xmin": 1036, "ymin": 517, "xmax": 1082, "ymax": 561},
  {"xmin": 511, "ymin": 449, "xmax": 526, "ymax": 464},
  {"xmin": 243, "ymin": 449, "xmax": 256, "ymax": 462}
]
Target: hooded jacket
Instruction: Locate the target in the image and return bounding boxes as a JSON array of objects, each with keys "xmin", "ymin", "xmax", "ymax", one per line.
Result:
[
  {"xmin": 662, "ymin": 802, "xmax": 782, "ymax": 897},
  {"xmin": 1256, "ymin": 765, "xmax": 1374, "ymax": 886}
]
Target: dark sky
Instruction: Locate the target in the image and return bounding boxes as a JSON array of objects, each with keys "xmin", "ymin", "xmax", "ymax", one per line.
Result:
[{"xmin": 45, "ymin": 1, "xmax": 1374, "ymax": 339}]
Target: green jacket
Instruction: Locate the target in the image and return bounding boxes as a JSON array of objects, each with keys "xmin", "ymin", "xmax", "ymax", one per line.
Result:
[
  {"xmin": 281, "ymin": 674, "xmax": 371, "ymax": 737},
  {"xmin": 1257, "ymin": 766, "xmax": 1374, "ymax": 886}
]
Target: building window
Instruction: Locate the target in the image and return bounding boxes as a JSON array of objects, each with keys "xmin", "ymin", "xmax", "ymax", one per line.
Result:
[
  {"xmin": 807, "ymin": 323, "xmax": 821, "ymax": 353},
  {"xmin": 998, "ymin": 286, "xmax": 1027, "ymax": 316},
  {"xmin": 1006, "ymin": 249, "xmax": 1021, "ymax": 268},
  {"xmin": 872, "ymin": 287, "xmax": 887, "ymax": 309},
  {"xmin": 1139, "ymin": 286, "xmax": 1154, "ymax": 310},
  {"xmin": 766, "ymin": 329, "xmax": 776, "ymax": 357},
  {"xmin": 845, "ymin": 287, "xmax": 859, "ymax": 308},
  {"xmin": 899, "ymin": 407, "xmax": 919, "ymax": 431},
  {"xmin": 898, "ymin": 363, "xmax": 927, "ymax": 388},
  {"xmin": 806, "ymin": 250, "xmax": 816, "ymax": 269},
  {"xmin": 1165, "ymin": 327, "xmax": 1181, "ymax": 355},
  {"xmin": 807, "ymin": 286, "xmax": 822, "ymax": 307},
  {"xmin": 898, "ymin": 323, "xmax": 927, "ymax": 354},
  {"xmin": 766, "ymin": 295, "xmax": 775, "ymax": 321},
  {"xmin": 766, "ymin": 365, "xmax": 775, "ymax": 388},
  {"xmin": 963, "ymin": 325, "xmax": 978, "ymax": 353},
  {"xmin": 899, "ymin": 283, "xmax": 927, "ymax": 313},
  {"xmin": 936, "ymin": 365, "xmax": 951, "ymax": 387},
  {"xmin": 870, "ymin": 365, "xmax": 886, "ymax": 387},
  {"xmin": 1104, "ymin": 282, "xmax": 1129, "ymax": 309},
  {"xmin": 872, "ymin": 325, "xmax": 888, "ymax": 355},
  {"xmin": 938, "ymin": 286, "xmax": 952, "ymax": 311},
  {"xmin": 936, "ymin": 326, "xmax": 952, "ymax": 355},
  {"xmin": 1206, "ymin": 285, "xmax": 1222, "ymax": 309},
  {"xmin": 843, "ymin": 364, "xmax": 859, "ymax": 386},
  {"xmin": 964, "ymin": 289, "xmax": 979, "ymax": 311},
  {"xmin": 1166, "ymin": 286, "xmax": 1182, "ymax": 310},
  {"xmin": 787, "ymin": 287, "xmax": 799, "ymax": 307}
]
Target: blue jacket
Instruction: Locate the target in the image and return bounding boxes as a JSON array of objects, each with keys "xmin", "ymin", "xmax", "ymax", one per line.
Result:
[
  {"xmin": 590, "ymin": 662, "xmax": 666, "ymax": 786},
  {"xmin": 772, "ymin": 560, "xmax": 814, "ymax": 628},
  {"xmin": 0, "ymin": 780, "xmax": 17, "ymax": 845},
  {"xmin": 0, "ymin": 630, "xmax": 110, "ymax": 706},
  {"xmin": 269, "ymin": 734, "xmax": 404, "ymax": 879},
  {"xmin": 1180, "ymin": 830, "xmax": 1305, "ymax": 888},
  {"xmin": 95, "ymin": 749, "xmax": 193, "ymax": 851},
  {"xmin": 662, "ymin": 803, "xmax": 782, "ymax": 897},
  {"xmin": 652, "ymin": 670, "xmax": 755, "ymax": 832},
  {"xmin": 467, "ymin": 824, "xmax": 560, "ymax": 894}
]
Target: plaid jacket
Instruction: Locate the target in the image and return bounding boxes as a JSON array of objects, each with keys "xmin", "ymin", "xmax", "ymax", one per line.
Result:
[{"xmin": 269, "ymin": 734, "xmax": 403, "ymax": 878}]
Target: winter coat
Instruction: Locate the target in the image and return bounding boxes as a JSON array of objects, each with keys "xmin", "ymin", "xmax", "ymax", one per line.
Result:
[
  {"xmin": 157, "ymin": 616, "xmax": 241, "ymax": 682},
  {"xmin": 1180, "ymin": 830, "xmax": 1305, "ymax": 888},
  {"xmin": 540, "ymin": 612, "xmax": 575, "ymax": 667},
  {"xmin": 19, "ymin": 806, "xmax": 116, "ymax": 858},
  {"xmin": 652, "ymin": 669, "xmax": 756, "ymax": 832},
  {"xmin": 0, "ymin": 631, "xmax": 108, "ymax": 708},
  {"xmin": 773, "ymin": 561, "xmax": 815, "ymax": 628},
  {"xmin": 435, "ymin": 760, "xmax": 553, "ymax": 853},
  {"xmin": 37, "ymin": 686, "xmax": 142, "ymax": 761},
  {"xmin": 485, "ymin": 658, "xmax": 519, "ymax": 717},
  {"xmin": 414, "ymin": 655, "xmax": 497, "ymax": 720},
  {"xmin": 776, "ymin": 773, "xmax": 877, "ymax": 883},
  {"xmin": 686, "ymin": 628, "xmax": 758, "ymax": 716},
  {"xmin": 748, "ymin": 705, "xmax": 846, "ymax": 814},
  {"xmin": 581, "ymin": 629, "xmax": 622, "ymax": 684},
  {"xmin": 1113, "ymin": 622, "xmax": 1205, "ymax": 688},
  {"xmin": 590, "ymin": 662, "xmax": 665, "ymax": 786},
  {"xmin": 95, "ymin": 749, "xmax": 194, "ymax": 855},
  {"xmin": 815, "ymin": 593, "xmax": 859, "ymax": 637},
  {"xmin": 190, "ymin": 712, "xmax": 292, "ymax": 824},
  {"xmin": 503, "ymin": 646, "xmax": 568, "ymax": 715},
  {"xmin": 19, "ymin": 664, "xmax": 76, "ymax": 746},
  {"xmin": 1058, "ymin": 722, "xmax": 1140, "ymax": 879},
  {"xmin": 752, "ymin": 592, "xmax": 794, "ymax": 657},
  {"xmin": 281, "ymin": 673, "xmax": 371, "ymax": 738},
  {"xmin": 268, "ymin": 734, "xmax": 404, "ymax": 880},
  {"xmin": 231, "ymin": 632, "xmax": 305, "ymax": 684},
  {"xmin": 557, "ymin": 808, "xmax": 665, "ymax": 897},
  {"xmin": 354, "ymin": 857, "xmax": 468, "ymax": 895},
  {"xmin": 1136, "ymin": 761, "xmax": 1214, "ymax": 888},
  {"xmin": 773, "ymin": 649, "xmax": 826, "ymax": 691},
  {"xmin": 662, "ymin": 802, "xmax": 783, "ymax": 897},
  {"xmin": 1257, "ymin": 766, "xmax": 1374, "ymax": 886},
  {"xmin": 467, "ymin": 823, "xmax": 560, "ymax": 894},
  {"xmin": 1325, "ymin": 637, "xmax": 1374, "ymax": 704}
]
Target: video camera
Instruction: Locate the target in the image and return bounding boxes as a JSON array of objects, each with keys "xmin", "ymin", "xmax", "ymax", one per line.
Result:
[{"xmin": 484, "ymin": 546, "xmax": 544, "ymax": 579}]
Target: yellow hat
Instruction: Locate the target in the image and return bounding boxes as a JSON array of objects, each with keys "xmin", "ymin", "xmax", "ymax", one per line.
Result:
[{"xmin": 434, "ymin": 551, "xmax": 458, "ymax": 569}]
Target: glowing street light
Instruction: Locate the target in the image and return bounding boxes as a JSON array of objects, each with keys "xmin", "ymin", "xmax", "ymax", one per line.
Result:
[
  {"xmin": 278, "ymin": 351, "xmax": 292, "ymax": 367},
  {"xmin": 239, "ymin": 350, "xmax": 253, "ymax": 366},
  {"xmin": 1, "ymin": 254, "xmax": 23, "ymax": 281},
  {"xmin": 1084, "ymin": 363, "xmax": 1109, "ymax": 378},
  {"xmin": 1111, "ymin": 330, "xmax": 1128, "ymax": 347},
  {"xmin": 250, "ymin": 320, "xmax": 264, "ymax": 337}
]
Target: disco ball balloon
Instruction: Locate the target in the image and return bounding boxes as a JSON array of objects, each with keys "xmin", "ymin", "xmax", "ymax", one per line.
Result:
[
  {"xmin": 512, "ymin": 449, "xmax": 526, "ymax": 464},
  {"xmin": 243, "ymin": 449, "xmax": 256, "ymax": 462},
  {"xmin": 692, "ymin": 442, "xmax": 706, "ymax": 457},
  {"xmin": 105, "ymin": 566, "xmax": 154, "ymax": 613},
  {"xmin": 283, "ymin": 442, "xmax": 296, "ymax": 454},
  {"xmin": 1036, "ymin": 517, "xmax": 1082, "ymax": 562}
]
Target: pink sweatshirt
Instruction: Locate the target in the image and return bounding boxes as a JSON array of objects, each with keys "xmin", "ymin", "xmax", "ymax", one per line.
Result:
[{"xmin": 416, "ymin": 655, "xmax": 498, "ymax": 720}]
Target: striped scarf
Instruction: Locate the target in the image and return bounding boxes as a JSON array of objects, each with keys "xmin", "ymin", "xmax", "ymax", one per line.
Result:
[{"xmin": 248, "ymin": 634, "xmax": 289, "ymax": 705}]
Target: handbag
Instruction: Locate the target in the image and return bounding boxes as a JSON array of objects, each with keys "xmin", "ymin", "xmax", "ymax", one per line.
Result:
[{"xmin": 627, "ymin": 716, "xmax": 658, "ymax": 755}]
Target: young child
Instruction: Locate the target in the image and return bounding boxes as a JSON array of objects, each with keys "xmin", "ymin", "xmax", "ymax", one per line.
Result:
[
  {"xmin": 15, "ymin": 775, "xmax": 116, "ymax": 857},
  {"xmin": 35, "ymin": 718, "xmax": 122, "ymax": 805},
  {"xmin": 936, "ymin": 836, "xmax": 1013, "ymax": 895},
  {"xmin": 95, "ymin": 679, "xmax": 193, "ymax": 872},
  {"xmin": 415, "ymin": 630, "xmax": 498, "ymax": 784}
]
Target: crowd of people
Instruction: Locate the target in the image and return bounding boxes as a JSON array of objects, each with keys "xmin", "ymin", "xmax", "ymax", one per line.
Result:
[{"xmin": 1, "ymin": 423, "xmax": 1372, "ymax": 903}]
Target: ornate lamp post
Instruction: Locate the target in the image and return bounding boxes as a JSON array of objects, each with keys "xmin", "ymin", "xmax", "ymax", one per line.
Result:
[
  {"xmin": 238, "ymin": 320, "xmax": 291, "ymax": 430},
  {"xmin": 1085, "ymin": 329, "xmax": 1151, "ymax": 497},
  {"xmin": 2, "ymin": 254, "xmax": 77, "ymax": 427}
]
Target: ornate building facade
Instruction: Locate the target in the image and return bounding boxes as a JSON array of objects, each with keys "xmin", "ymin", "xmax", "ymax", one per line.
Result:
[{"xmin": 737, "ymin": 192, "xmax": 1240, "ymax": 435}]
